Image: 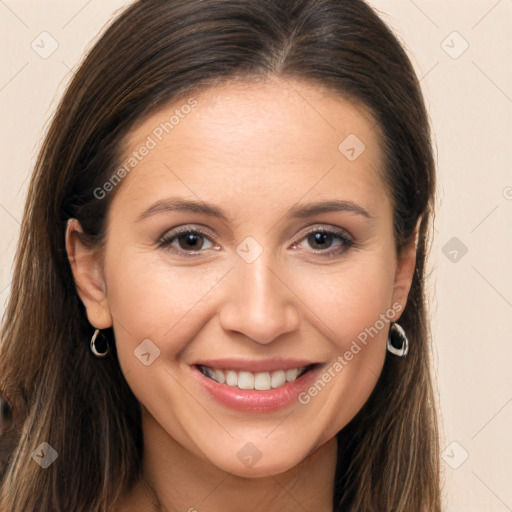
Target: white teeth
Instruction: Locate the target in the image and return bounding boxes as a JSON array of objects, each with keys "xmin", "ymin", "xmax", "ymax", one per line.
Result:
[
  {"xmin": 270, "ymin": 370, "xmax": 286, "ymax": 388},
  {"xmin": 254, "ymin": 372, "xmax": 271, "ymax": 391},
  {"xmin": 214, "ymin": 369, "xmax": 225, "ymax": 384},
  {"xmin": 238, "ymin": 371, "xmax": 255, "ymax": 390},
  {"xmin": 285, "ymin": 368, "xmax": 299, "ymax": 382},
  {"xmin": 225, "ymin": 370, "xmax": 238, "ymax": 386},
  {"xmin": 199, "ymin": 365, "xmax": 308, "ymax": 390}
]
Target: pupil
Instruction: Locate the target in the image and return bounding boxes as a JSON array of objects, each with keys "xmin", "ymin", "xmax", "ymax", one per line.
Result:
[
  {"xmin": 180, "ymin": 233, "xmax": 201, "ymax": 250},
  {"xmin": 310, "ymin": 232, "xmax": 331, "ymax": 249}
]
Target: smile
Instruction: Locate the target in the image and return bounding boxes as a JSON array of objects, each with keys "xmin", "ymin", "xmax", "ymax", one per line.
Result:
[
  {"xmin": 197, "ymin": 365, "xmax": 310, "ymax": 391},
  {"xmin": 191, "ymin": 358, "xmax": 323, "ymax": 412}
]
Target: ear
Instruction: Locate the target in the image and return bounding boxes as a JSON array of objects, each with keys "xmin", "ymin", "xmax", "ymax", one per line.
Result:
[
  {"xmin": 391, "ymin": 217, "xmax": 421, "ymax": 320},
  {"xmin": 65, "ymin": 219, "xmax": 113, "ymax": 329}
]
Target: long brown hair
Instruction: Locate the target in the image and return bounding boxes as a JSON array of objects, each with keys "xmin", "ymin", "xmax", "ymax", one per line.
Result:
[{"xmin": 0, "ymin": 0, "xmax": 440, "ymax": 510}]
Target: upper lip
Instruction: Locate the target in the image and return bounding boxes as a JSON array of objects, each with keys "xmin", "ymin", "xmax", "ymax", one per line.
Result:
[{"xmin": 193, "ymin": 357, "xmax": 320, "ymax": 373}]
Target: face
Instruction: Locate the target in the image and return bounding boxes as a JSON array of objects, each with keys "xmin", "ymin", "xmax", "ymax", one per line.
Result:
[{"xmin": 67, "ymin": 78, "xmax": 416, "ymax": 478}]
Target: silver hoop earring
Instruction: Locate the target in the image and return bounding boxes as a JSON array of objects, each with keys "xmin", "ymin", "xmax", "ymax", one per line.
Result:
[
  {"xmin": 386, "ymin": 322, "xmax": 409, "ymax": 358},
  {"xmin": 90, "ymin": 329, "xmax": 110, "ymax": 358}
]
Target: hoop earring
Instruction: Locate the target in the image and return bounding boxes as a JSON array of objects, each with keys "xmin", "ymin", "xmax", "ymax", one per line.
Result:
[
  {"xmin": 90, "ymin": 329, "xmax": 110, "ymax": 358},
  {"xmin": 386, "ymin": 322, "xmax": 409, "ymax": 358}
]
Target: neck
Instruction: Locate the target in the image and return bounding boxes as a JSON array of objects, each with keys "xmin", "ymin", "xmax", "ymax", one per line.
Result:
[{"xmin": 120, "ymin": 406, "xmax": 338, "ymax": 512}]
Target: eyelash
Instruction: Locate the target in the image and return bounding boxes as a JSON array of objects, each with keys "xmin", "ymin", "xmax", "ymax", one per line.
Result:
[{"xmin": 157, "ymin": 225, "xmax": 354, "ymax": 258}]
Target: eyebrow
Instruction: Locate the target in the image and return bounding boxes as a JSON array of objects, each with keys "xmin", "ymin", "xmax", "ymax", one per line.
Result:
[{"xmin": 137, "ymin": 197, "xmax": 372, "ymax": 222}]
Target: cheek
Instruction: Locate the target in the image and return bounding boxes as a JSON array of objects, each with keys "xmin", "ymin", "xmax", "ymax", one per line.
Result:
[
  {"xmin": 293, "ymin": 250, "xmax": 396, "ymax": 351},
  {"xmin": 290, "ymin": 252, "xmax": 395, "ymax": 433},
  {"xmin": 104, "ymin": 248, "xmax": 231, "ymax": 353}
]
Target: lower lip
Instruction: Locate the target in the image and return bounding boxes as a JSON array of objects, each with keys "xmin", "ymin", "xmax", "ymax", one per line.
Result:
[{"xmin": 191, "ymin": 364, "xmax": 324, "ymax": 412}]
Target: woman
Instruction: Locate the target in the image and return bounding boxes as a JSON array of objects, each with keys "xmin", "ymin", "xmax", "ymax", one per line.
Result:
[{"xmin": 0, "ymin": 0, "xmax": 441, "ymax": 510}]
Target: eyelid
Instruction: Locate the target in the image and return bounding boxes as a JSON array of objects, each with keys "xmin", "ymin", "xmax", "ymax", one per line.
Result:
[
  {"xmin": 160, "ymin": 224, "xmax": 219, "ymax": 240},
  {"xmin": 294, "ymin": 223, "xmax": 354, "ymax": 242}
]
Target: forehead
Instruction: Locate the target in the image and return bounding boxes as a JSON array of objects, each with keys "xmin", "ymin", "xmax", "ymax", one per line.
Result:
[{"xmin": 112, "ymin": 78, "xmax": 389, "ymax": 221}]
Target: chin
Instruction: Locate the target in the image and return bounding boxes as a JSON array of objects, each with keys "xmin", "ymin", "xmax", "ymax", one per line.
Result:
[
  {"xmin": 222, "ymin": 458, "xmax": 300, "ymax": 479},
  {"xmin": 206, "ymin": 442, "xmax": 317, "ymax": 479}
]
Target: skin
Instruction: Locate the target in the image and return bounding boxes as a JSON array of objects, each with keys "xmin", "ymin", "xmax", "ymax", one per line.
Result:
[{"xmin": 66, "ymin": 78, "xmax": 417, "ymax": 512}]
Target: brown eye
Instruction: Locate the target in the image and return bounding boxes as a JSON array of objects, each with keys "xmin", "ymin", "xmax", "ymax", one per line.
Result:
[
  {"xmin": 291, "ymin": 227, "xmax": 354, "ymax": 257},
  {"xmin": 307, "ymin": 232, "xmax": 335, "ymax": 250},
  {"xmin": 158, "ymin": 226, "xmax": 218, "ymax": 257},
  {"xmin": 177, "ymin": 232, "xmax": 206, "ymax": 251}
]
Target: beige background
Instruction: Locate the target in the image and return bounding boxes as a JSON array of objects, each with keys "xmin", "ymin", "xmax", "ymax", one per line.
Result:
[{"xmin": 0, "ymin": 1, "xmax": 511, "ymax": 510}]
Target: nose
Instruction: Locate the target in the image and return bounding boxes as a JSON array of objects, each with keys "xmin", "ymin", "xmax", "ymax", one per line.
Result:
[{"xmin": 218, "ymin": 253, "xmax": 300, "ymax": 345}]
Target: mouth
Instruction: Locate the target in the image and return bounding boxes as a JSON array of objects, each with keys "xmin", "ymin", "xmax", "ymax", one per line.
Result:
[
  {"xmin": 196, "ymin": 364, "xmax": 314, "ymax": 391},
  {"xmin": 191, "ymin": 360, "xmax": 324, "ymax": 412}
]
